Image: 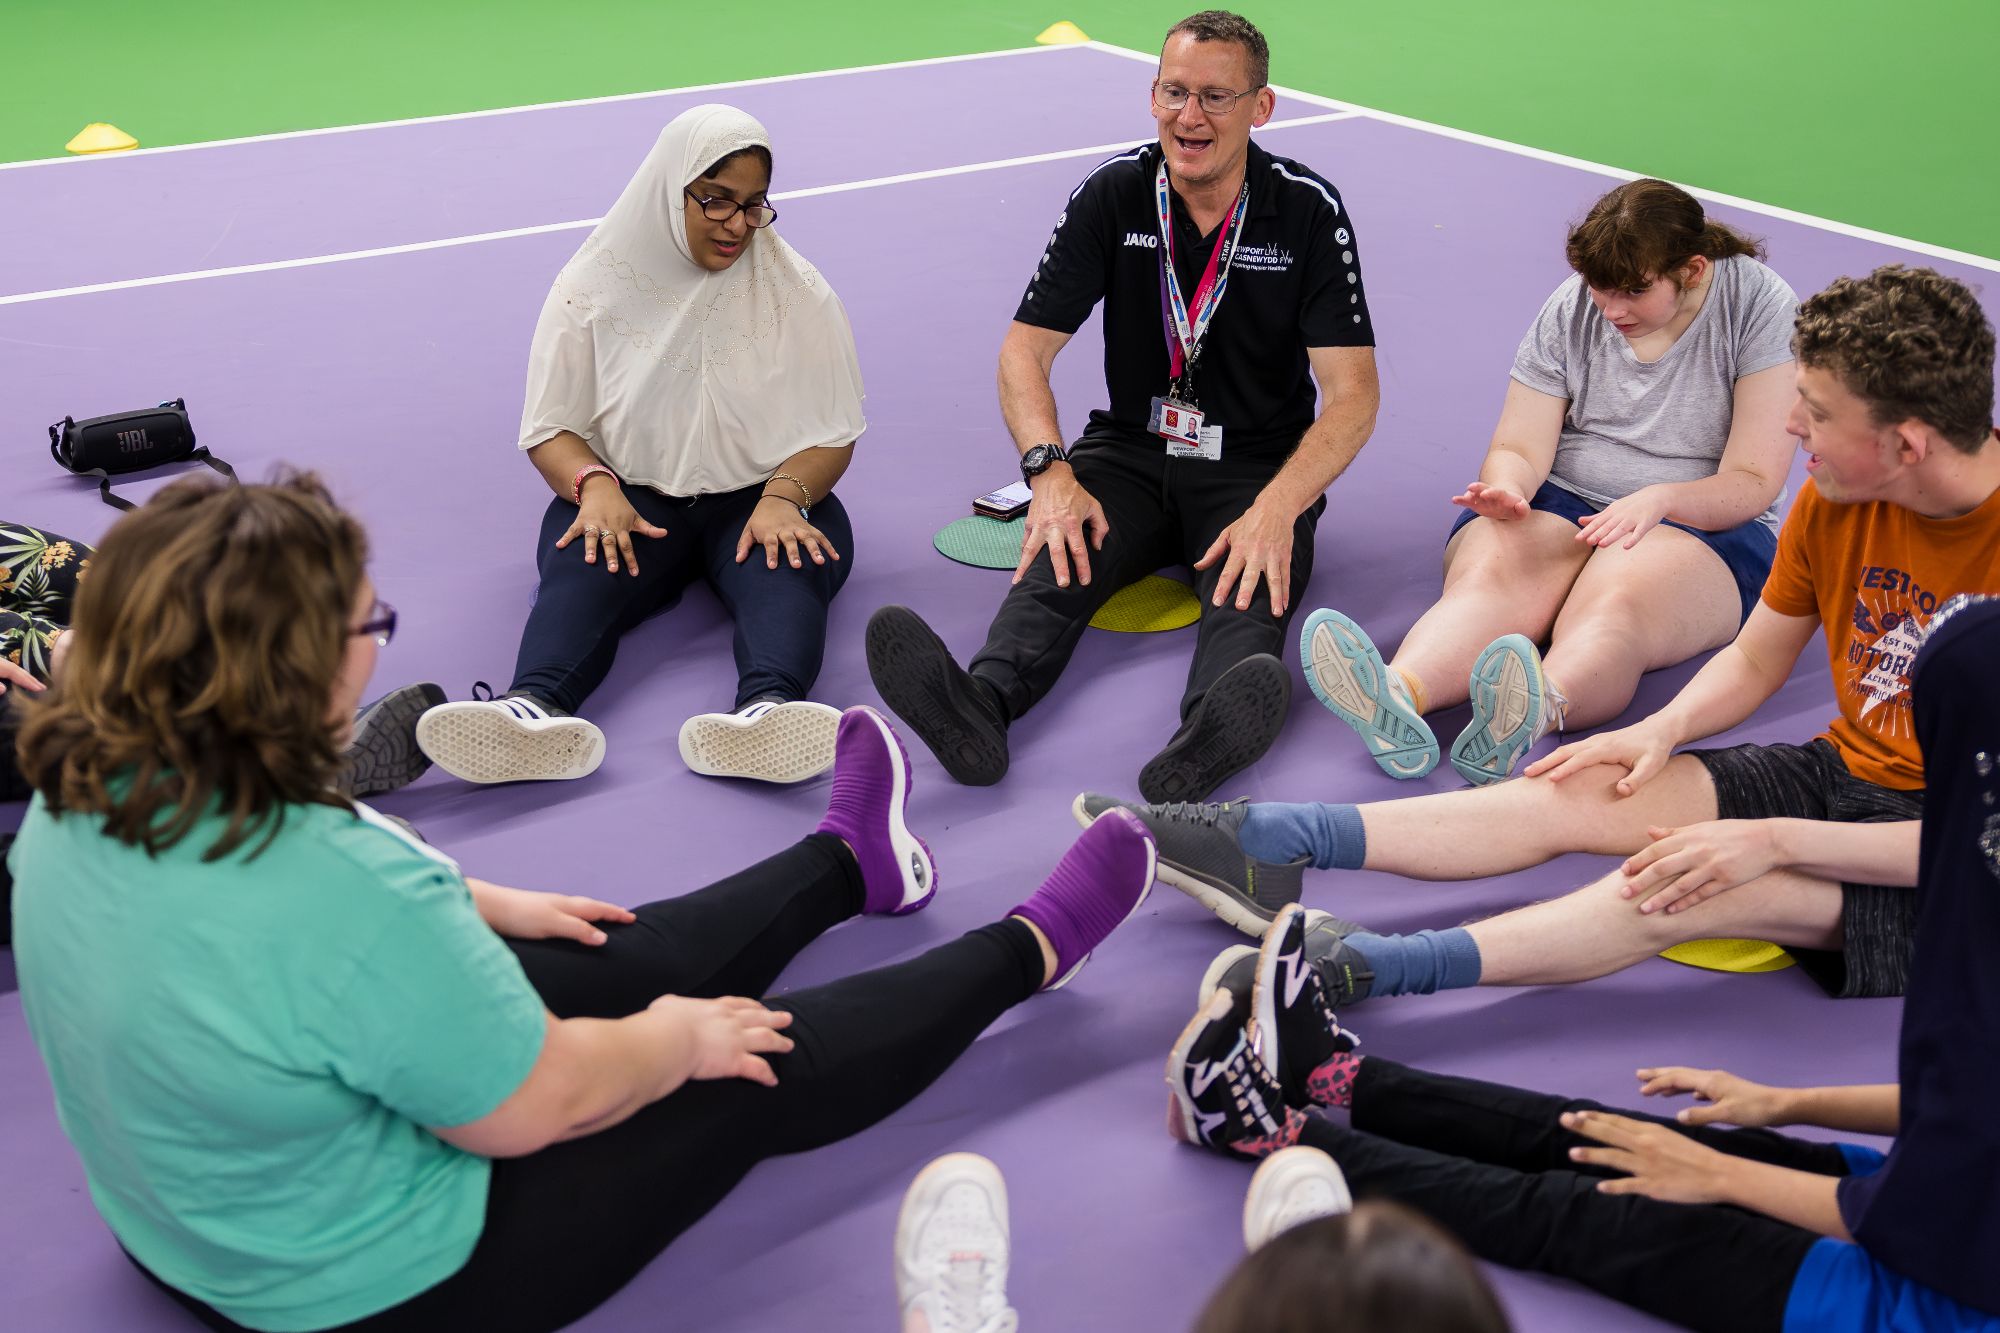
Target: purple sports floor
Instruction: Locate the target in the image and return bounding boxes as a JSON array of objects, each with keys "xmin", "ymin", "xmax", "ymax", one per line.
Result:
[{"xmin": 4, "ymin": 42, "xmax": 1997, "ymax": 1332}]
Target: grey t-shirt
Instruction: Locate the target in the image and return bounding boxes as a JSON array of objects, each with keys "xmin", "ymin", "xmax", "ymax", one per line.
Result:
[{"xmin": 1511, "ymin": 254, "xmax": 1798, "ymax": 531}]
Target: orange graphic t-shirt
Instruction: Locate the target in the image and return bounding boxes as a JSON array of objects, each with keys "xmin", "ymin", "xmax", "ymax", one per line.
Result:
[{"xmin": 1761, "ymin": 477, "xmax": 2000, "ymax": 790}]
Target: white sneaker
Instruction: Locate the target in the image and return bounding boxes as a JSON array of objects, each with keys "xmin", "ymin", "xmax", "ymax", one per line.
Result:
[
  {"xmin": 678, "ymin": 700, "xmax": 840, "ymax": 783},
  {"xmin": 895, "ymin": 1153, "xmax": 1019, "ymax": 1333},
  {"xmin": 414, "ymin": 695, "xmax": 605, "ymax": 784},
  {"xmin": 1242, "ymin": 1144, "xmax": 1352, "ymax": 1250}
]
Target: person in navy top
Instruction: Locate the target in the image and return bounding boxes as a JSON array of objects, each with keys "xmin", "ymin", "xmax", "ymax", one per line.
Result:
[{"xmin": 866, "ymin": 9, "xmax": 1380, "ymax": 805}]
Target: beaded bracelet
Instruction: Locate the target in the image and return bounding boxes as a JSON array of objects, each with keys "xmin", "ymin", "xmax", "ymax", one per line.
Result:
[{"xmin": 572, "ymin": 464, "xmax": 619, "ymax": 505}]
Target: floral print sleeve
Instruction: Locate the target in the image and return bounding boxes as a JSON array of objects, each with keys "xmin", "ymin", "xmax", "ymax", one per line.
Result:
[{"xmin": 0, "ymin": 521, "xmax": 94, "ymax": 683}]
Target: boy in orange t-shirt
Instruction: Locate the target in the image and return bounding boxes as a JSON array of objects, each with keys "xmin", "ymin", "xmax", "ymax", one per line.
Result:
[{"xmin": 1091, "ymin": 266, "xmax": 2000, "ymax": 1001}]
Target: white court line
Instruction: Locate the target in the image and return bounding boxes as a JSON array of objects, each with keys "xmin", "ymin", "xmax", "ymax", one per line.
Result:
[
  {"xmin": 0, "ymin": 112, "xmax": 1357, "ymax": 307},
  {"xmin": 1085, "ymin": 40, "xmax": 2000, "ymax": 273},
  {"xmin": 0, "ymin": 45, "xmax": 1070, "ymax": 171}
]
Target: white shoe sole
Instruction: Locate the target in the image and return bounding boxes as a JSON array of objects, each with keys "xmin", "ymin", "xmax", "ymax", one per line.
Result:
[
  {"xmin": 1070, "ymin": 792, "xmax": 1273, "ymax": 939},
  {"xmin": 1242, "ymin": 1145, "xmax": 1352, "ymax": 1250},
  {"xmin": 415, "ymin": 702, "xmax": 605, "ymax": 784},
  {"xmin": 679, "ymin": 701, "xmax": 840, "ymax": 783}
]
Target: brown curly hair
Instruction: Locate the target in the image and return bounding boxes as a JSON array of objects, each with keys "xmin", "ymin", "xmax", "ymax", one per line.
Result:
[
  {"xmin": 1794, "ymin": 265, "xmax": 1996, "ymax": 453},
  {"xmin": 14, "ymin": 473, "xmax": 369, "ymax": 860},
  {"xmin": 1565, "ymin": 178, "xmax": 1764, "ymax": 293}
]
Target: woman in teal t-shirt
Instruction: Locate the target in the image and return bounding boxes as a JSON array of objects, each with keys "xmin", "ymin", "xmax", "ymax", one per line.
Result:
[{"xmin": 8, "ymin": 474, "xmax": 1156, "ymax": 1333}]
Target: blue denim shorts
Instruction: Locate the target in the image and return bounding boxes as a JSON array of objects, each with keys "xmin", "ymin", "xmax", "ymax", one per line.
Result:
[{"xmin": 1447, "ymin": 480, "xmax": 1776, "ymax": 624}]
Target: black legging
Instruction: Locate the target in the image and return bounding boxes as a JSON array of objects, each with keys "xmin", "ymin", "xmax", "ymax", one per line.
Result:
[
  {"xmin": 1306, "ymin": 1057, "xmax": 1841, "ymax": 1333},
  {"xmin": 142, "ymin": 834, "xmax": 1044, "ymax": 1332}
]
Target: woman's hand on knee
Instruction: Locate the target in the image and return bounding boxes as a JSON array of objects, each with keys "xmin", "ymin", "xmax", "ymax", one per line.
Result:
[
  {"xmin": 1619, "ymin": 820, "xmax": 1778, "ymax": 914},
  {"xmin": 556, "ymin": 487, "xmax": 668, "ymax": 576},
  {"xmin": 1633, "ymin": 1067, "xmax": 1794, "ymax": 1128},
  {"xmin": 649, "ymin": 995, "xmax": 796, "ymax": 1087},
  {"xmin": 1450, "ymin": 481, "xmax": 1529, "ymax": 521},
  {"xmin": 736, "ymin": 496, "xmax": 841, "ymax": 570}
]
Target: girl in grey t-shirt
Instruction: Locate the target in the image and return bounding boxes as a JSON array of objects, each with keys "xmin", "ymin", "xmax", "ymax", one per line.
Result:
[{"xmin": 1299, "ymin": 179, "xmax": 1798, "ymax": 784}]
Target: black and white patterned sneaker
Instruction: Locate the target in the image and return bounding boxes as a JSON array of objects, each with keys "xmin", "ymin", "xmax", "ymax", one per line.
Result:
[
  {"xmin": 1166, "ymin": 989, "xmax": 1302, "ymax": 1158},
  {"xmin": 1251, "ymin": 904, "xmax": 1362, "ymax": 1105},
  {"xmin": 415, "ymin": 685, "xmax": 605, "ymax": 785},
  {"xmin": 1138, "ymin": 653, "xmax": 1292, "ymax": 803},
  {"xmin": 342, "ymin": 682, "xmax": 446, "ymax": 797},
  {"xmin": 1073, "ymin": 792, "xmax": 1304, "ymax": 936},
  {"xmin": 1202, "ymin": 907, "xmax": 1364, "ymax": 1107}
]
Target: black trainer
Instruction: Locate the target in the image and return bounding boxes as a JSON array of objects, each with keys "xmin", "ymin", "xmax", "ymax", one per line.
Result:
[
  {"xmin": 1202, "ymin": 908, "xmax": 1365, "ymax": 1107},
  {"xmin": 1251, "ymin": 905, "xmax": 1363, "ymax": 1105},
  {"xmin": 865, "ymin": 606, "xmax": 1009, "ymax": 786},
  {"xmin": 1138, "ymin": 653, "xmax": 1291, "ymax": 803},
  {"xmin": 1165, "ymin": 989, "xmax": 1298, "ymax": 1156},
  {"xmin": 342, "ymin": 682, "xmax": 446, "ymax": 797},
  {"xmin": 1073, "ymin": 793, "xmax": 1304, "ymax": 935}
]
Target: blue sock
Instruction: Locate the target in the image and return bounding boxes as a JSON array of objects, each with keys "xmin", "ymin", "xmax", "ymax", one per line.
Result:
[
  {"xmin": 1239, "ymin": 802, "xmax": 1366, "ymax": 870},
  {"xmin": 1343, "ymin": 928, "xmax": 1481, "ymax": 998}
]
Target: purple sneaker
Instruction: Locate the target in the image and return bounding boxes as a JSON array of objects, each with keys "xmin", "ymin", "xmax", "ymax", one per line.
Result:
[
  {"xmin": 815, "ymin": 706, "xmax": 936, "ymax": 915},
  {"xmin": 1009, "ymin": 807, "xmax": 1157, "ymax": 990}
]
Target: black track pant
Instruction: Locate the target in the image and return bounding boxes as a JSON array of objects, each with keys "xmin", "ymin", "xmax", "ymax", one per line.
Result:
[
  {"xmin": 1306, "ymin": 1057, "xmax": 1843, "ymax": 1333},
  {"xmin": 969, "ymin": 431, "xmax": 1322, "ymax": 724},
  {"xmin": 142, "ymin": 835, "xmax": 1044, "ymax": 1332}
]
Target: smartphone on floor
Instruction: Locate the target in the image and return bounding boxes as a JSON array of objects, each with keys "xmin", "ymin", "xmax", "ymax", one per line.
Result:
[{"xmin": 973, "ymin": 480, "xmax": 1033, "ymax": 521}]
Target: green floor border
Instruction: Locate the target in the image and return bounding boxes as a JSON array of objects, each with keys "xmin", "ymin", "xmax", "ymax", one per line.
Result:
[{"xmin": 2, "ymin": 2, "xmax": 1994, "ymax": 260}]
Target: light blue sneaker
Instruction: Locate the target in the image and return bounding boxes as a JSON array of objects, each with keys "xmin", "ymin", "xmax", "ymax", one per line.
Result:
[
  {"xmin": 1297, "ymin": 608, "xmax": 1438, "ymax": 779},
  {"xmin": 1450, "ymin": 634, "xmax": 1550, "ymax": 785}
]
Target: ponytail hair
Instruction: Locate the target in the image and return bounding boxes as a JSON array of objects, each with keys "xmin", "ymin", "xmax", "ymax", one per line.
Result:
[{"xmin": 1565, "ymin": 178, "xmax": 1764, "ymax": 292}]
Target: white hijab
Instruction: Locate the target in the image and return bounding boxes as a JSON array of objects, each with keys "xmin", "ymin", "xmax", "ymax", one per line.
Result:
[{"xmin": 517, "ymin": 104, "xmax": 866, "ymax": 496}]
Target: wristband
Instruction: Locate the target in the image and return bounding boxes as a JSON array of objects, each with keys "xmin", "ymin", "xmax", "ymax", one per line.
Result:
[{"xmin": 572, "ymin": 464, "xmax": 618, "ymax": 505}]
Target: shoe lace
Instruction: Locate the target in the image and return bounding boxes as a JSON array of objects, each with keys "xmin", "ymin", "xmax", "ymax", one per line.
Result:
[
  {"xmin": 1150, "ymin": 799, "xmax": 1232, "ymax": 828},
  {"xmin": 927, "ymin": 1253, "xmax": 1013, "ymax": 1333}
]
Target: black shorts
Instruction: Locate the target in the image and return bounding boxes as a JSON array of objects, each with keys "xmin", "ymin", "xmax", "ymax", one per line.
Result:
[{"xmin": 1686, "ymin": 738, "xmax": 1923, "ymax": 998}]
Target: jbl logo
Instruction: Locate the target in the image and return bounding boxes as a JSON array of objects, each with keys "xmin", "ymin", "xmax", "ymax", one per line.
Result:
[{"xmin": 117, "ymin": 429, "xmax": 150, "ymax": 453}]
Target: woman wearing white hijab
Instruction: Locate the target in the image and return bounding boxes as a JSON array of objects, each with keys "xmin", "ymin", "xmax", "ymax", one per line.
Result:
[{"xmin": 416, "ymin": 104, "xmax": 867, "ymax": 786}]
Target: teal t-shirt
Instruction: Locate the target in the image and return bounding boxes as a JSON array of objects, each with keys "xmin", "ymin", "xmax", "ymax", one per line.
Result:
[{"xmin": 8, "ymin": 796, "xmax": 547, "ymax": 1332}]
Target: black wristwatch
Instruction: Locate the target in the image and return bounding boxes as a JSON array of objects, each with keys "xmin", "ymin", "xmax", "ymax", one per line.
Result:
[{"xmin": 1019, "ymin": 442, "xmax": 1071, "ymax": 481}]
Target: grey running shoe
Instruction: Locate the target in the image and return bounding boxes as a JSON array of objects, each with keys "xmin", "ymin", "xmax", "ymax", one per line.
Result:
[
  {"xmin": 1139, "ymin": 653, "xmax": 1291, "ymax": 803},
  {"xmin": 1074, "ymin": 792, "xmax": 1303, "ymax": 936},
  {"xmin": 342, "ymin": 682, "xmax": 446, "ymax": 797}
]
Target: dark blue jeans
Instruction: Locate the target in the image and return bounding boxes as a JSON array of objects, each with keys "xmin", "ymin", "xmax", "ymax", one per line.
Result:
[{"xmin": 508, "ymin": 482, "xmax": 853, "ymax": 715}]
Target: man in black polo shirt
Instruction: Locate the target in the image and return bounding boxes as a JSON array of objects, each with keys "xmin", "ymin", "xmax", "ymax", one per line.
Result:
[{"xmin": 868, "ymin": 9, "xmax": 1381, "ymax": 801}]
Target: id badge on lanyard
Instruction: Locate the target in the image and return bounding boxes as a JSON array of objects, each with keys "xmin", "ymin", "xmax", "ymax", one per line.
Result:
[{"xmin": 1151, "ymin": 163, "xmax": 1247, "ymax": 461}]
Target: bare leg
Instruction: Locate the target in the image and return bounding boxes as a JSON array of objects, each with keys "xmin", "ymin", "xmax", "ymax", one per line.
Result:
[
  {"xmin": 1541, "ymin": 529, "xmax": 1741, "ymax": 729},
  {"xmin": 1387, "ymin": 513, "xmax": 1589, "ymax": 712},
  {"xmin": 1468, "ymin": 864, "xmax": 1845, "ymax": 986},
  {"xmin": 1357, "ymin": 753, "xmax": 1721, "ymax": 879}
]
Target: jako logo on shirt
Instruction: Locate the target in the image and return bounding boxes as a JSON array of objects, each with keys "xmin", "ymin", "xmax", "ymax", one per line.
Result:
[{"xmin": 1123, "ymin": 231, "xmax": 1160, "ymax": 249}]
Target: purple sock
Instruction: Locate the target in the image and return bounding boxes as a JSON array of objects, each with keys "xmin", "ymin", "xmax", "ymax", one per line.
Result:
[
  {"xmin": 814, "ymin": 707, "xmax": 933, "ymax": 915},
  {"xmin": 1008, "ymin": 808, "xmax": 1155, "ymax": 987}
]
